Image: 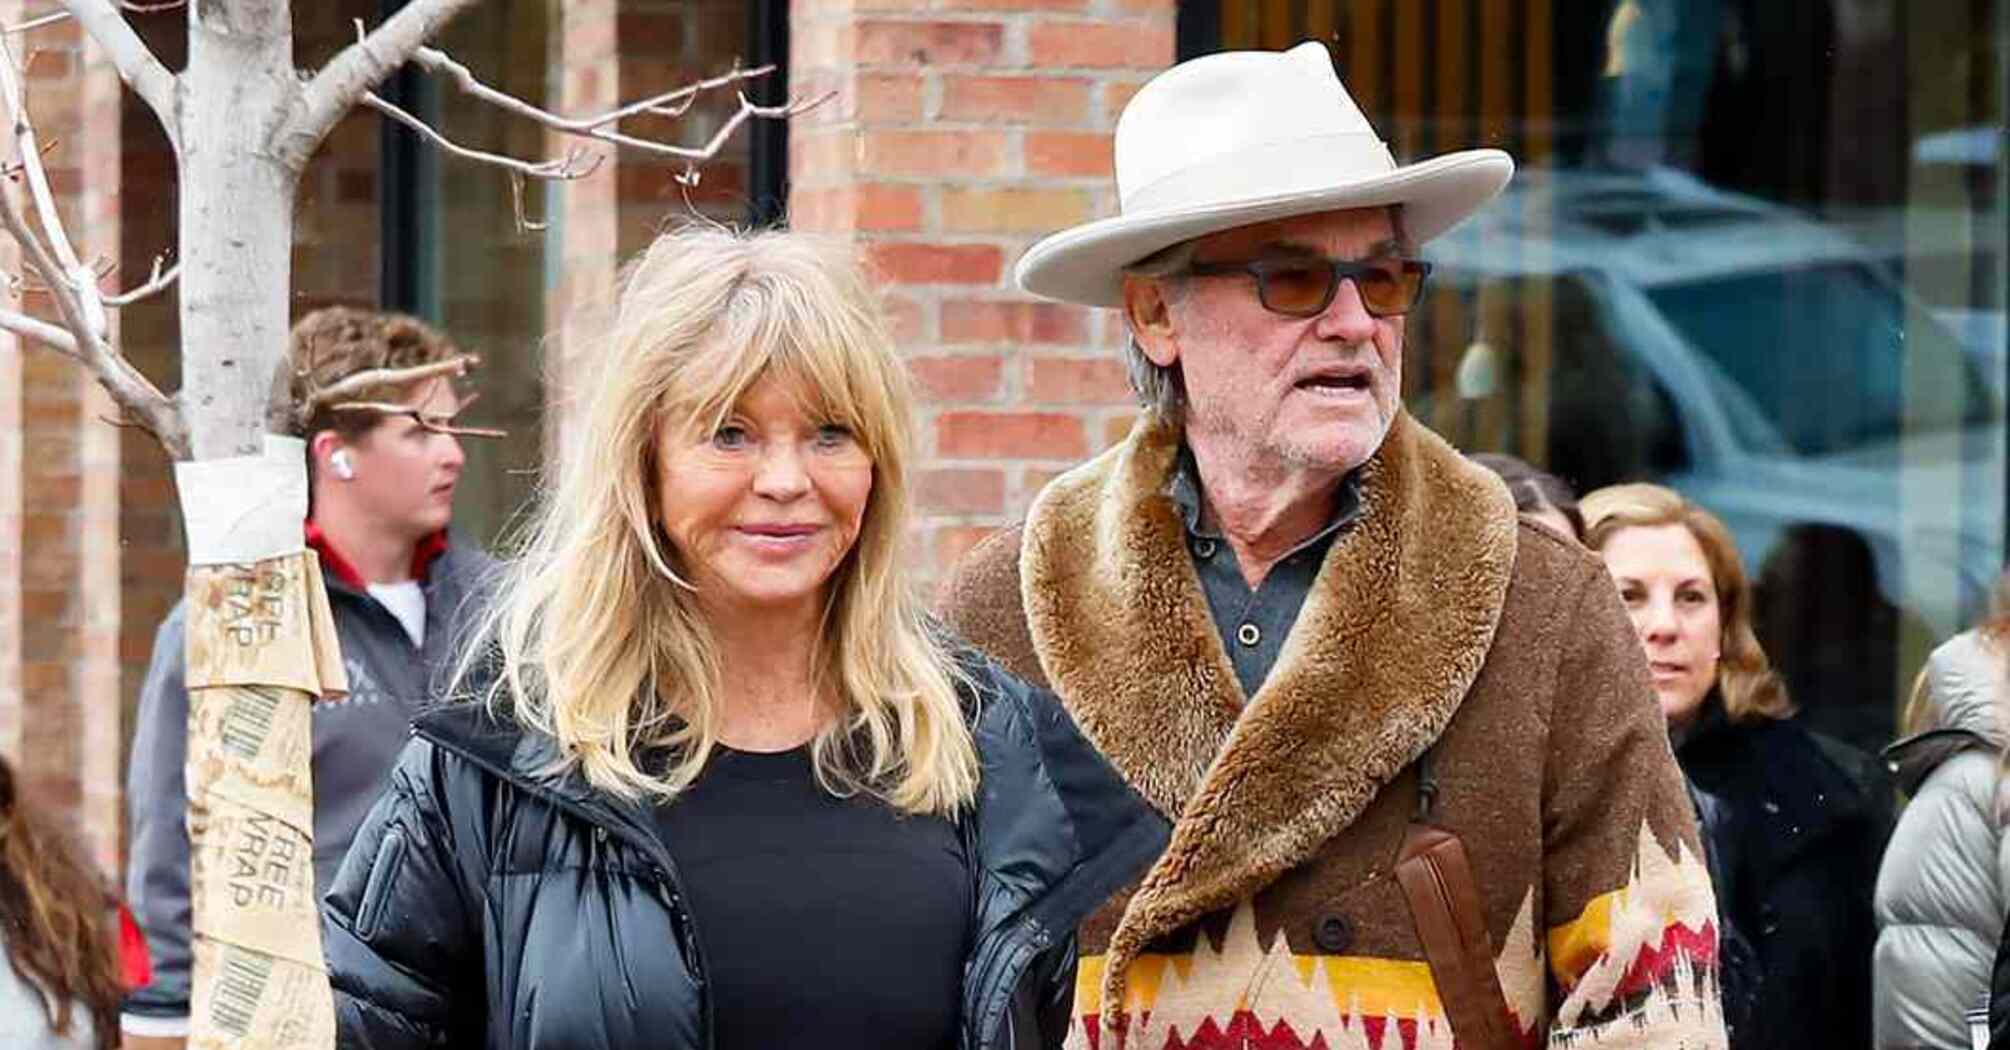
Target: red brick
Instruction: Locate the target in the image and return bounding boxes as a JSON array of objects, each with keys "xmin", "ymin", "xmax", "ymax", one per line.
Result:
[
  {"xmin": 856, "ymin": 20, "xmax": 1003, "ymax": 66},
  {"xmin": 1023, "ymin": 467, "xmax": 1068, "ymax": 495},
  {"xmin": 941, "ymin": 300, "xmax": 1088, "ymax": 345},
  {"xmin": 1026, "ymin": 131, "xmax": 1113, "ymax": 177},
  {"xmin": 1028, "ymin": 21, "xmax": 1173, "ymax": 69},
  {"xmin": 915, "ymin": 468, "xmax": 1006, "ymax": 515},
  {"xmin": 794, "ymin": 185, "xmax": 923, "ymax": 232},
  {"xmin": 1028, "ymin": 356, "xmax": 1133, "ymax": 403},
  {"xmin": 881, "ymin": 293, "xmax": 925, "ymax": 343},
  {"xmin": 907, "ymin": 355, "xmax": 1004, "ymax": 401},
  {"xmin": 1101, "ymin": 77, "xmax": 1151, "ymax": 125},
  {"xmin": 792, "ymin": 129, "xmax": 859, "ymax": 184},
  {"xmin": 614, "ymin": 10, "xmax": 683, "ymax": 51},
  {"xmin": 934, "ymin": 525, "xmax": 1003, "ymax": 572},
  {"xmin": 25, "ymin": 50, "xmax": 72, "ymax": 81},
  {"xmin": 860, "ymin": 130, "xmax": 1007, "ymax": 177},
  {"xmin": 941, "ymin": 187, "xmax": 1093, "ymax": 232},
  {"xmin": 939, "ymin": 75, "xmax": 1092, "ymax": 124},
  {"xmin": 867, "ymin": 242, "xmax": 1003, "ymax": 285},
  {"xmin": 1103, "ymin": 410, "xmax": 1142, "ymax": 448},
  {"xmin": 938, "ymin": 412, "xmax": 1088, "ymax": 459},
  {"xmin": 855, "ymin": 73, "xmax": 923, "ymax": 121}
]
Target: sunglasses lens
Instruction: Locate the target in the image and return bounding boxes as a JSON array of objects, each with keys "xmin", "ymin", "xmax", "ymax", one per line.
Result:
[
  {"xmin": 1258, "ymin": 264, "xmax": 1334, "ymax": 316},
  {"xmin": 1356, "ymin": 261, "xmax": 1423, "ymax": 315}
]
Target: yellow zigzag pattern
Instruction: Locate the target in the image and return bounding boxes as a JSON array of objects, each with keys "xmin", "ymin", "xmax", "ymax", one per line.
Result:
[{"xmin": 1066, "ymin": 822, "xmax": 1725, "ymax": 1049}]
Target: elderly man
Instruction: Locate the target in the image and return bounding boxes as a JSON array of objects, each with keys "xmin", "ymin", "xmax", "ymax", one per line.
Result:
[{"xmin": 940, "ymin": 42, "xmax": 1727, "ymax": 1049}]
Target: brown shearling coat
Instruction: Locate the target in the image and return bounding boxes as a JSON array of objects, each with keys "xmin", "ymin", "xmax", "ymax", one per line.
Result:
[{"xmin": 938, "ymin": 411, "xmax": 1727, "ymax": 1049}]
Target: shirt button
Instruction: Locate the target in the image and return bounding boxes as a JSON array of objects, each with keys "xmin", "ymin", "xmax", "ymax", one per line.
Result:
[
  {"xmin": 1194, "ymin": 539, "xmax": 1217, "ymax": 559},
  {"xmin": 1313, "ymin": 914, "xmax": 1353, "ymax": 953},
  {"xmin": 1237, "ymin": 623, "xmax": 1261, "ymax": 647}
]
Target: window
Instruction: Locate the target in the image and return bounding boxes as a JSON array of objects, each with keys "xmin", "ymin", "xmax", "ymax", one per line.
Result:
[{"xmin": 1181, "ymin": 1, "xmax": 2008, "ymax": 754}]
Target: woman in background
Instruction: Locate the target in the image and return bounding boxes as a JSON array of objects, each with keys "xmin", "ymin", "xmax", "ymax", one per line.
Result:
[
  {"xmin": 0, "ymin": 754, "xmax": 124, "ymax": 1050},
  {"xmin": 1470, "ymin": 452, "xmax": 1583, "ymax": 542},
  {"xmin": 1876, "ymin": 571, "xmax": 2010, "ymax": 1048},
  {"xmin": 1583, "ymin": 482, "xmax": 1879, "ymax": 1050}
]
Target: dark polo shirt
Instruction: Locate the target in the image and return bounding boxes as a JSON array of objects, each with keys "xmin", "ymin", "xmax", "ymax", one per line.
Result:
[{"xmin": 1167, "ymin": 447, "xmax": 1363, "ymax": 698}]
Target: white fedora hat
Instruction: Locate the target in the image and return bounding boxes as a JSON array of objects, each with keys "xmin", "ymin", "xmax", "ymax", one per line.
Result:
[{"xmin": 1015, "ymin": 41, "xmax": 1513, "ymax": 308}]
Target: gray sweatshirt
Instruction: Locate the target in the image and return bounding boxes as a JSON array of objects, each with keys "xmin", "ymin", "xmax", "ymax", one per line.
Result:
[{"xmin": 119, "ymin": 535, "xmax": 492, "ymax": 1035}]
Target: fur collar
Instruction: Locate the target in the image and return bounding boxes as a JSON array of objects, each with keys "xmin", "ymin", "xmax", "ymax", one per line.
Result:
[{"xmin": 1018, "ymin": 410, "xmax": 1517, "ymax": 1033}]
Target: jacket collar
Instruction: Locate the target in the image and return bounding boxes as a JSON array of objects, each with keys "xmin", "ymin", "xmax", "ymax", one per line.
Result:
[
  {"xmin": 1882, "ymin": 727, "xmax": 1994, "ymax": 795},
  {"xmin": 413, "ymin": 702, "xmax": 670, "ymax": 865},
  {"xmin": 1018, "ymin": 409, "xmax": 1518, "ymax": 1031},
  {"xmin": 306, "ymin": 520, "xmax": 452, "ymax": 593}
]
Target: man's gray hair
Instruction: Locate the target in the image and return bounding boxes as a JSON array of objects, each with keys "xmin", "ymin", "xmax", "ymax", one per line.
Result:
[{"xmin": 1119, "ymin": 240, "xmax": 1197, "ymax": 424}]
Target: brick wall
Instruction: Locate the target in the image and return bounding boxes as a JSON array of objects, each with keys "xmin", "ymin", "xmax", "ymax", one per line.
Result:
[
  {"xmin": 789, "ymin": 0, "xmax": 1175, "ymax": 588},
  {"xmin": 0, "ymin": 2, "xmax": 131, "ymax": 872}
]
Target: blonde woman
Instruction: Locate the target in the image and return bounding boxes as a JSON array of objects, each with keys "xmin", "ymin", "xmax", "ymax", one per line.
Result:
[
  {"xmin": 1875, "ymin": 573, "xmax": 2010, "ymax": 1049},
  {"xmin": 322, "ymin": 227, "xmax": 1166, "ymax": 1050},
  {"xmin": 1583, "ymin": 483, "xmax": 1881, "ymax": 1050}
]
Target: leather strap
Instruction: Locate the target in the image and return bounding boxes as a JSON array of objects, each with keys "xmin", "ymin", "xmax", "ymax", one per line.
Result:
[{"xmin": 1394, "ymin": 750, "xmax": 1518, "ymax": 1050}]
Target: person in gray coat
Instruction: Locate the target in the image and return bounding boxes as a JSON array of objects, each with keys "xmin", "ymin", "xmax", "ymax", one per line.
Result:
[
  {"xmin": 119, "ymin": 309, "xmax": 495, "ymax": 1048},
  {"xmin": 1875, "ymin": 591, "xmax": 2010, "ymax": 1049}
]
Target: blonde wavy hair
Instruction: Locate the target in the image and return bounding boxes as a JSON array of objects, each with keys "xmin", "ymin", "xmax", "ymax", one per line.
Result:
[
  {"xmin": 1581, "ymin": 482, "xmax": 1796, "ymax": 724},
  {"xmin": 461, "ymin": 225, "xmax": 978, "ymax": 815}
]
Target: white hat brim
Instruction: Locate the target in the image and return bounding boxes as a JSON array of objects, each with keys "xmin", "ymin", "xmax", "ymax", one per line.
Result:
[{"xmin": 1015, "ymin": 148, "xmax": 1514, "ymax": 308}]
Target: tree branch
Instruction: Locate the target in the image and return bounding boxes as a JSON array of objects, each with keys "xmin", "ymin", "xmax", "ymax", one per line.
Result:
[
  {"xmin": 363, "ymin": 92, "xmax": 602, "ymax": 181},
  {"xmin": 0, "ymin": 27, "xmax": 183, "ymax": 455},
  {"xmin": 407, "ymin": 47, "xmax": 832, "ymax": 169},
  {"xmin": 0, "ymin": 28, "xmax": 79, "ymax": 273},
  {"xmin": 0, "ymin": 172, "xmax": 185, "ymax": 455},
  {"xmin": 412, "ymin": 48, "xmax": 776, "ymax": 135},
  {"xmin": 60, "ymin": 0, "xmax": 178, "ymax": 147},
  {"xmin": 101, "ymin": 254, "xmax": 176, "ymax": 306},
  {"xmin": 383, "ymin": 44, "xmax": 830, "ymax": 212},
  {"xmin": 294, "ymin": 354, "xmax": 480, "ymax": 430},
  {"xmin": 0, "ymin": 302, "xmax": 78, "ymax": 355},
  {"xmin": 285, "ymin": 0, "xmax": 483, "ymax": 165}
]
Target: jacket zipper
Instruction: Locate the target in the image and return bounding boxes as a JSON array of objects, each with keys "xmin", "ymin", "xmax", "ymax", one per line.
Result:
[
  {"xmin": 416, "ymin": 727, "xmax": 717, "ymax": 1050},
  {"xmin": 973, "ymin": 920, "xmax": 1052, "ymax": 1050}
]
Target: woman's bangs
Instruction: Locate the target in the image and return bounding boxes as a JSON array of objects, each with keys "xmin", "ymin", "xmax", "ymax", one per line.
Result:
[{"xmin": 767, "ymin": 314, "xmax": 896, "ymax": 462}]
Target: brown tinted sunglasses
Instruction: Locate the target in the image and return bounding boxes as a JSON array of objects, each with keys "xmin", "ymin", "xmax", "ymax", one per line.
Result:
[{"xmin": 1183, "ymin": 256, "xmax": 1433, "ymax": 318}]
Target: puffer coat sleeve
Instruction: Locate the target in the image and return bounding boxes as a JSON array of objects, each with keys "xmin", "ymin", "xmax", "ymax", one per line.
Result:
[
  {"xmin": 1880, "ymin": 630, "xmax": 2009, "ymax": 1049},
  {"xmin": 322, "ymin": 736, "xmax": 488, "ymax": 1047}
]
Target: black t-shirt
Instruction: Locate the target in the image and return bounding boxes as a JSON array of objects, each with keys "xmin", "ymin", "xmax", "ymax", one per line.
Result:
[{"xmin": 653, "ymin": 744, "xmax": 973, "ymax": 1050}]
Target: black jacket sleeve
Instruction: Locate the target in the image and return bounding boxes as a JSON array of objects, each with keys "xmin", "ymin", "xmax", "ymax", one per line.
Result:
[
  {"xmin": 321, "ymin": 738, "xmax": 485, "ymax": 1048},
  {"xmin": 1992, "ymin": 908, "xmax": 2010, "ymax": 1050}
]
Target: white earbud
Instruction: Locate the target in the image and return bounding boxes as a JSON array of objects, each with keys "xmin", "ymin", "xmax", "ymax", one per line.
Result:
[{"xmin": 330, "ymin": 449, "xmax": 355, "ymax": 480}]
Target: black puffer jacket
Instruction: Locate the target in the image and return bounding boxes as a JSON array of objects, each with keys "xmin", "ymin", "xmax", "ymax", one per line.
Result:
[
  {"xmin": 1676, "ymin": 698, "xmax": 1883, "ymax": 1050},
  {"xmin": 321, "ymin": 662, "xmax": 1169, "ymax": 1049}
]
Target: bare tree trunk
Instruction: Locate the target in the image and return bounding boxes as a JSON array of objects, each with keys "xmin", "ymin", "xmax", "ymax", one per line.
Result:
[{"xmin": 180, "ymin": 0, "xmax": 298, "ymax": 459}]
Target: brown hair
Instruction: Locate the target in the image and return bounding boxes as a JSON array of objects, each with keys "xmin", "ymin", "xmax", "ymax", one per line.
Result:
[
  {"xmin": 1982, "ymin": 567, "xmax": 2010, "ymax": 646},
  {"xmin": 1581, "ymin": 482, "xmax": 1795, "ymax": 724},
  {"xmin": 288, "ymin": 306, "xmax": 463, "ymax": 448},
  {"xmin": 1470, "ymin": 452, "xmax": 1584, "ymax": 540},
  {"xmin": 0, "ymin": 756, "xmax": 121, "ymax": 1048}
]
